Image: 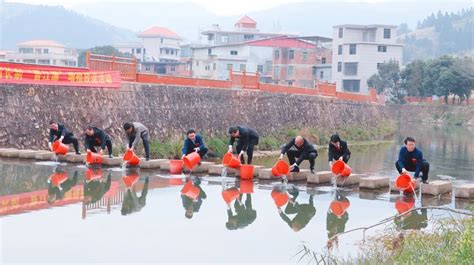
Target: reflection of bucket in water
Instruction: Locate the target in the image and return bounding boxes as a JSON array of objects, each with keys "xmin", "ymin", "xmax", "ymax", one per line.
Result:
[
  {"xmin": 49, "ymin": 172, "xmax": 68, "ymax": 187},
  {"xmin": 239, "ymin": 180, "xmax": 254, "ymax": 194},
  {"xmin": 395, "ymin": 196, "xmax": 415, "ymax": 214},
  {"xmin": 87, "ymin": 151, "xmax": 103, "ymax": 165},
  {"xmin": 271, "ymin": 190, "xmax": 289, "ymax": 208},
  {"xmin": 183, "ymin": 152, "xmax": 201, "ymax": 170},
  {"xmin": 332, "ymin": 160, "xmax": 351, "ymax": 177},
  {"xmin": 85, "ymin": 168, "xmax": 102, "ymax": 182},
  {"xmin": 181, "ymin": 181, "xmax": 200, "ymax": 200},
  {"xmin": 122, "ymin": 174, "xmax": 140, "ymax": 188},
  {"xmin": 240, "ymin": 164, "xmax": 254, "ymax": 180},
  {"xmin": 169, "ymin": 178, "xmax": 184, "ymax": 185},
  {"xmin": 272, "ymin": 160, "xmax": 290, "ymax": 177},
  {"xmin": 222, "ymin": 187, "xmax": 240, "ymax": 204},
  {"xmin": 52, "ymin": 141, "xmax": 69, "ymax": 155},
  {"xmin": 222, "ymin": 153, "xmax": 241, "ymax": 169},
  {"xmin": 396, "ymin": 174, "xmax": 415, "ymax": 193},
  {"xmin": 330, "ymin": 199, "xmax": 351, "ymax": 217}
]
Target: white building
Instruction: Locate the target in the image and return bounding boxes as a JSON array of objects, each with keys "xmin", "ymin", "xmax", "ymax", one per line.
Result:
[
  {"xmin": 114, "ymin": 42, "xmax": 145, "ymax": 62},
  {"xmin": 331, "ymin": 24, "xmax": 403, "ymax": 94},
  {"xmin": 5, "ymin": 40, "xmax": 78, "ymax": 66}
]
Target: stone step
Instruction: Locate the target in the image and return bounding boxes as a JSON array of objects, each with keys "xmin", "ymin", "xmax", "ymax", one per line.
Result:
[
  {"xmin": 65, "ymin": 153, "xmax": 86, "ymax": 163},
  {"xmin": 157, "ymin": 159, "xmax": 171, "ymax": 171},
  {"xmin": 359, "ymin": 176, "xmax": 390, "ymax": 189},
  {"xmin": 336, "ymin": 174, "xmax": 364, "ymax": 187},
  {"xmin": 2, "ymin": 149, "xmax": 21, "ymax": 158},
  {"xmin": 103, "ymin": 156, "xmax": 124, "ymax": 166},
  {"xmin": 140, "ymin": 158, "xmax": 167, "ymax": 169},
  {"xmin": 287, "ymin": 169, "xmax": 309, "ymax": 182},
  {"xmin": 208, "ymin": 164, "xmax": 236, "ymax": 176},
  {"xmin": 35, "ymin": 151, "xmax": 55, "ymax": 161},
  {"xmin": 190, "ymin": 161, "xmax": 215, "ymax": 173},
  {"xmin": 454, "ymin": 183, "xmax": 474, "ymax": 199},
  {"xmin": 17, "ymin": 150, "xmax": 41, "ymax": 159},
  {"xmin": 57, "ymin": 152, "xmax": 75, "ymax": 162},
  {"xmin": 0, "ymin": 148, "xmax": 17, "ymax": 157},
  {"xmin": 421, "ymin": 180, "xmax": 452, "ymax": 196},
  {"xmin": 390, "ymin": 179, "xmax": 420, "ymax": 192},
  {"xmin": 421, "ymin": 194, "xmax": 452, "ymax": 207},
  {"xmin": 256, "ymin": 168, "xmax": 274, "ymax": 179},
  {"xmin": 307, "ymin": 171, "xmax": 333, "ymax": 184}
]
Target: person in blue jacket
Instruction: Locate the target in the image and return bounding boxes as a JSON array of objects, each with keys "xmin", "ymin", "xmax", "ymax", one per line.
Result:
[
  {"xmin": 395, "ymin": 137, "xmax": 430, "ymax": 184},
  {"xmin": 181, "ymin": 129, "xmax": 208, "ymax": 159}
]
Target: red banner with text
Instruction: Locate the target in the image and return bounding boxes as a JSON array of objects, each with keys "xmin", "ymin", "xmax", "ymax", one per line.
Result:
[{"xmin": 0, "ymin": 63, "xmax": 121, "ymax": 88}]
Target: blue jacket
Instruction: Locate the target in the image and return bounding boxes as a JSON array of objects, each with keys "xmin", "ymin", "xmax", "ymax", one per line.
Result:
[
  {"xmin": 397, "ymin": 146, "xmax": 424, "ymax": 178},
  {"xmin": 182, "ymin": 134, "xmax": 206, "ymax": 155}
]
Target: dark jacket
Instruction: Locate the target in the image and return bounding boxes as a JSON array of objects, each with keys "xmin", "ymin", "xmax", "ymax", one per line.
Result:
[
  {"xmin": 281, "ymin": 138, "xmax": 317, "ymax": 165},
  {"xmin": 394, "ymin": 209, "xmax": 428, "ymax": 230},
  {"xmin": 229, "ymin": 126, "xmax": 259, "ymax": 151},
  {"xmin": 182, "ymin": 134, "xmax": 206, "ymax": 155},
  {"xmin": 84, "ymin": 174, "xmax": 112, "ymax": 204},
  {"xmin": 328, "ymin": 140, "xmax": 351, "ymax": 162},
  {"xmin": 48, "ymin": 124, "xmax": 73, "ymax": 143},
  {"xmin": 121, "ymin": 178, "xmax": 149, "ymax": 215},
  {"xmin": 84, "ymin": 127, "xmax": 110, "ymax": 150},
  {"xmin": 397, "ymin": 146, "xmax": 424, "ymax": 178},
  {"xmin": 279, "ymin": 195, "xmax": 316, "ymax": 231}
]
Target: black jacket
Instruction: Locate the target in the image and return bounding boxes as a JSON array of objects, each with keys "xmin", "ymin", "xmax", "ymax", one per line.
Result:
[
  {"xmin": 229, "ymin": 126, "xmax": 259, "ymax": 151},
  {"xmin": 281, "ymin": 138, "xmax": 317, "ymax": 165},
  {"xmin": 328, "ymin": 140, "xmax": 351, "ymax": 162},
  {"xmin": 84, "ymin": 127, "xmax": 110, "ymax": 150},
  {"xmin": 49, "ymin": 124, "xmax": 73, "ymax": 143}
]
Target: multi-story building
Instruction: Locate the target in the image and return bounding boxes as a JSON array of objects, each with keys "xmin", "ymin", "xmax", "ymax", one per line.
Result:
[
  {"xmin": 4, "ymin": 40, "xmax": 78, "ymax": 66},
  {"xmin": 331, "ymin": 24, "xmax": 403, "ymax": 94},
  {"xmin": 114, "ymin": 42, "xmax": 145, "ymax": 63}
]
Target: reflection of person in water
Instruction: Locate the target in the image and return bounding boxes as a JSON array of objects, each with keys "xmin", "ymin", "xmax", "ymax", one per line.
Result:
[
  {"xmin": 121, "ymin": 177, "xmax": 149, "ymax": 215},
  {"xmin": 394, "ymin": 209, "xmax": 428, "ymax": 230},
  {"xmin": 181, "ymin": 178, "xmax": 207, "ymax": 219},
  {"xmin": 47, "ymin": 170, "xmax": 78, "ymax": 204},
  {"xmin": 278, "ymin": 187, "xmax": 316, "ymax": 232},
  {"xmin": 83, "ymin": 173, "xmax": 112, "ymax": 205},
  {"xmin": 226, "ymin": 193, "xmax": 257, "ymax": 230},
  {"xmin": 326, "ymin": 192, "xmax": 350, "ymax": 239}
]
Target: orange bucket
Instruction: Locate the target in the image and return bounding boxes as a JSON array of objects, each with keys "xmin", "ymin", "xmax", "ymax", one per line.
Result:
[
  {"xmin": 49, "ymin": 172, "xmax": 68, "ymax": 187},
  {"xmin": 395, "ymin": 174, "xmax": 413, "ymax": 190},
  {"xmin": 332, "ymin": 160, "xmax": 351, "ymax": 176},
  {"xmin": 169, "ymin": 178, "xmax": 184, "ymax": 185},
  {"xmin": 85, "ymin": 168, "xmax": 102, "ymax": 182},
  {"xmin": 52, "ymin": 141, "xmax": 69, "ymax": 155},
  {"xmin": 183, "ymin": 152, "xmax": 201, "ymax": 170},
  {"xmin": 330, "ymin": 200, "xmax": 351, "ymax": 217},
  {"xmin": 122, "ymin": 174, "xmax": 139, "ymax": 188},
  {"xmin": 170, "ymin": 160, "xmax": 184, "ymax": 174},
  {"xmin": 271, "ymin": 190, "xmax": 289, "ymax": 208},
  {"xmin": 222, "ymin": 153, "xmax": 241, "ymax": 169},
  {"xmin": 122, "ymin": 150, "xmax": 140, "ymax": 167},
  {"xmin": 272, "ymin": 160, "xmax": 290, "ymax": 176},
  {"xmin": 181, "ymin": 181, "xmax": 200, "ymax": 200},
  {"xmin": 222, "ymin": 187, "xmax": 240, "ymax": 204},
  {"xmin": 240, "ymin": 164, "xmax": 254, "ymax": 180},
  {"xmin": 87, "ymin": 151, "xmax": 103, "ymax": 165},
  {"xmin": 240, "ymin": 180, "xmax": 254, "ymax": 194},
  {"xmin": 395, "ymin": 196, "xmax": 415, "ymax": 214}
]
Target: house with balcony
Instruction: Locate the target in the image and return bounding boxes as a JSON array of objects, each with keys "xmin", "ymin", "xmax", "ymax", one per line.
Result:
[{"xmin": 4, "ymin": 40, "xmax": 78, "ymax": 66}]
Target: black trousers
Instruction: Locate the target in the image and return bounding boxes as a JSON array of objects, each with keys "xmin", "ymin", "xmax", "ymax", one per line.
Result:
[
  {"xmin": 60, "ymin": 134, "xmax": 79, "ymax": 153},
  {"xmin": 395, "ymin": 160, "xmax": 430, "ymax": 181},
  {"xmin": 287, "ymin": 150, "xmax": 317, "ymax": 170},
  {"xmin": 90, "ymin": 139, "xmax": 113, "ymax": 156},
  {"xmin": 129, "ymin": 135, "xmax": 151, "ymax": 159},
  {"xmin": 185, "ymin": 147, "xmax": 208, "ymax": 158},
  {"xmin": 236, "ymin": 140, "xmax": 258, "ymax": 165}
]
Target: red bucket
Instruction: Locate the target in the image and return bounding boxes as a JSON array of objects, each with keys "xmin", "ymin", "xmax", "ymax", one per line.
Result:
[
  {"xmin": 330, "ymin": 200, "xmax": 351, "ymax": 217},
  {"xmin": 240, "ymin": 164, "xmax": 254, "ymax": 180},
  {"xmin": 170, "ymin": 160, "xmax": 184, "ymax": 174},
  {"xmin": 222, "ymin": 153, "xmax": 241, "ymax": 169},
  {"xmin": 49, "ymin": 172, "xmax": 68, "ymax": 187},
  {"xmin": 271, "ymin": 190, "xmax": 289, "ymax": 208},
  {"xmin": 87, "ymin": 151, "xmax": 103, "ymax": 165},
  {"xmin": 183, "ymin": 152, "xmax": 201, "ymax": 170},
  {"xmin": 272, "ymin": 160, "xmax": 290, "ymax": 176},
  {"xmin": 181, "ymin": 181, "xmax": 200, "ymax": 200},
  {"xmin": 222, "ymin": 187, "xmax": 240, "ymax": 204},
  {"xmin": 52, "ymin": 141, "xmax": 69, "ymax": 155},
  {"xmin": 122, "ymin": 174, "xmax": 139, "ymax": 188},
  {"xmin": 122, "ymin": 150, "xmax": 140, "ymax": 167},
  {"xmin": 240, "ymin": 180, "xmax": 254, "ymax": 194},
  {"xmin": 395, "ymin": 174, "xmax": 416, "ymax": 193},
  {"xmin": 395, "ymin": 196, "xmax": 415, "ymax": 214},
  {"xmin": 332, "ymin": 160, "xmax": 351, "ymax": 177},
  {"xmin": 85, "ymin": 168, "xmax": 102, "ymax": 182}
]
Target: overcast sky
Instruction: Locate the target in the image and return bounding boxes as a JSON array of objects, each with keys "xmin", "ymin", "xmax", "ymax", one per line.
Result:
[{"xmin": 5, "ymin": 0, "xmax": 470, "ymax": 16}]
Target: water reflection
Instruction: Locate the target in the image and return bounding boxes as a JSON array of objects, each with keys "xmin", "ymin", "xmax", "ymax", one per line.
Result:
[
  {"xmin": 47, "ymin": 169, "xmax": 78, "ymax": 204},
  {"xmin": 83, "ymin": 169, "xmax": 112, "ymax": 205},
  {"xmin": 225, "ymin": 181, "xmax": 257, "ymax": 230},
  {"xmin": 394, "ymin": 196, "xmax": 428, "ymax": 230},
  {"xmin": 121, "ymin": 170, "xmax": 149, "ymax": 216},
  {"xmin": 327, "ymin": 191, "xmax": 350, "ymax": 238},
  {"xmin": 272, "ymin": 185, "xmax": 316, "ymax": 232},
  {"xmin": 181, "ymin": 177, "xmax": 207, "ymax": 219}
]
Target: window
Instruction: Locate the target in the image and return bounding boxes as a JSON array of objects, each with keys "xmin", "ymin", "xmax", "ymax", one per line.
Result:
[
  {"xmin": 338, "ymin": 27, "xmax": 343, "ymax": 38},
  {"xmin": 320, "ymin": 71, "xmax": 324, "ymax": 79},
  {"xmin": 289, "ymin": 50, "xmax": 294, "ymax": 60},
  {"xmin": 171, "ymin": 66, "xmax": 175, "ymax": 72},
  {"xmin": 171, "ymin": 50, "xmax": 174, "ymax": 55},
  {"xmin": 274, "ymin": 50, "xmax": 280, "ymax": 60},
  {"xmin": 344, "ymin": 62, "xmax": 358, "ymax": 76},
  {"xmin": 38, "ymin": 59, "xmax": 50, "ymax": 65},
  {"xmin": 230, "ymin": 50, "xmax": 238, "ymax": 55},
  {"xmin": 349, "ymin": 44, "xmax": 356, "ymax": 54},
  {"xmin": 274, "ymin": 66, "xmax": 280, "ymax": 78},
  {"xmin": 302, "ymin": 51, "xmax": 308, "ymax": 62},
  {"xmin": 166, "ymin": 49, "xmax": 170, "ymax": 54},
  {"xmin": 20, "ymin": 48, "xmax": 33, "ymax": 53},
  {"xmin": 205, "ymin": 65, "xmax": 210, "ymax": 70},
  {"xmin": 321, "ymin": 57, "xmax": 326, "ymax": 64},
  {"xmin": 244, "ymin": 35, "xmax": 254, "ymax": 40},
  {"xmin": 265, "ymin": 61, "xmax": 272, "ymax": 72},
  {"xmin": 208, "ymin": 48, "xmax": 212, "ymax": 55},
  {"xmin": 338, "ymin": 45, "xmax": 342, "ymax": 55},
  {"xmin": 257, "ymin": 65, "xmax": 264, "ymax": 72},
  {"xmin": 343, "ymin": 80, "xmax": 360, "ymax": 92},
  {"xmin": 137, "ymin": 48, "xmax": 141, "ymax": 54},
  {"xmin": 337, "ymin": 62, "xmax": 342, "ymax": 72},
  {"xmin": 227, "ymin": 64, "xmax": 233, "ymax": 70},
  {"xmin": 43, "ymin": 49, "xmax": 49, "ymax": 53},
  {"xmin": 221, "ymin": 35, "xmax": 229, "ymax": 43},
  {"xmin": 377, "ymin": 45, "xmax": 387, "ymax": 52},
  {"xmin": 383, "ymin": 28, "xmax": 391, "ymax": 39},
  {"xmin": 213, "ymin": 63, "xmax": 216, "ymax": 70},
  {"xmin": 145, "ymin": 65, "xmax": 151, "ymax": 71},
  {"xmin": 161, "ymin": 38, "xmax": 164, "ymax": 43},
  {"xmin": 287, "ymin": 66, "xmax": 294, "ymax": 76},
  {"xmin": 196, "ymin": 61, "xmax": 199, "ymax": 66},
  {"xmin": 240, "ymin": 64, "xmax": 246, "ymax": 71},
  {"xmin": 312, "ymin": 67, "xmax": 317, "ymax": 76},
  {"xmin": 23, "ymin": 59, "xmax": 36, "ymax": 63}
]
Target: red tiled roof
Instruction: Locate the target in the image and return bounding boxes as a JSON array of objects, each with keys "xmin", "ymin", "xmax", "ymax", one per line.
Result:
[
  {"xmin": 236, "ymin": 15, "xmax": 257, "ymax": 25},
  {"xmin": 138, "ymin": 26, "xmax": 181, "ymax": 39},
  {"xmin": 247, "ymin": 37, "xmax": 316, "ymax": 49}
]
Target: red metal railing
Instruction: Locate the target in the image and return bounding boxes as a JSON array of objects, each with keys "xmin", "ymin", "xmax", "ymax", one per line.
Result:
[{"xmin": 86, "ymin": 51, "xmax": 136, "ymax": 81}]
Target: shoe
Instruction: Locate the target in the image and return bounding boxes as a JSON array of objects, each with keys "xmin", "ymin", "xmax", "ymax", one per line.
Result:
[
  {"xmin": 422, "ymin": 180, "xmax": 429, "ymax": 184},
  {"xmin": 310, "ymin": 168, "xmax": 315, "ymax": 174},
  {"xmin": 109, "ymin": 155, "xmax": 113, "ymax": 158},
  {"xmin": 290, "ymin": 166, "xmax": 300, "ymax": 173},
  {"xmin": 146, "ymin": 158, "xmax": 150, "ymax": 161},
  {"xmin": 75, "ymin": 152, "xmax": 81, "ymax": 155}
]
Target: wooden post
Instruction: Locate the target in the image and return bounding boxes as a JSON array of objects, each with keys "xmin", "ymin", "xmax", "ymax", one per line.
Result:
[{"xmin": 85, "ymin": 51, "xmax": 91, "ymax": 68}]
